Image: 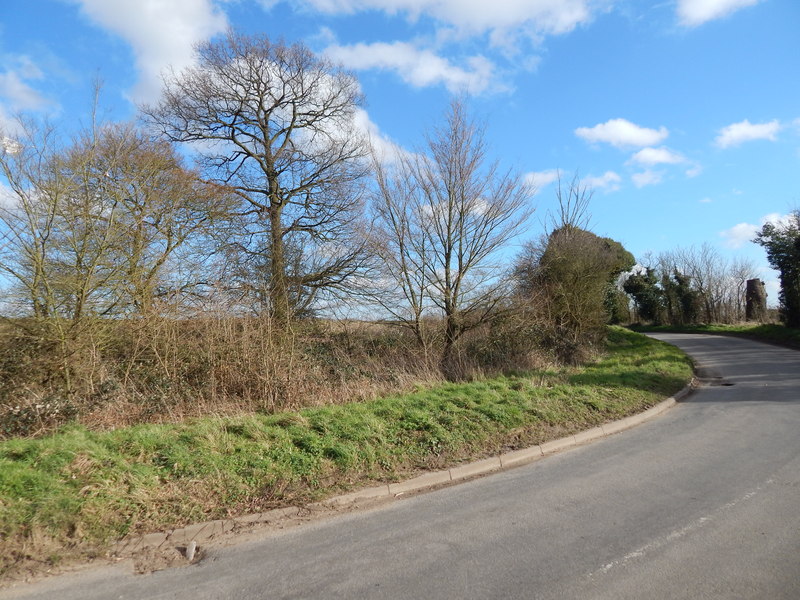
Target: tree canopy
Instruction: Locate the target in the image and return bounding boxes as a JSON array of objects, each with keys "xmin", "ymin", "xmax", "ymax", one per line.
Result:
[{"xmin": 755, "ymin": 211, "xmax": 800, "ymax": 328}]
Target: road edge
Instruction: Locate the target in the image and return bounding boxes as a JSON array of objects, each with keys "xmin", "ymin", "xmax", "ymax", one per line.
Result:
[{"xmin": 111, "ymin": 382, "xmax": 695, "ymax": 557}]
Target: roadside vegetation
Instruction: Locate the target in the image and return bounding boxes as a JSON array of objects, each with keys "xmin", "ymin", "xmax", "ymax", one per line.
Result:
[
  {"xmin": 0, "ymin": 29, "xmax": 793, "ymax": 581},
  {"xmin": 0, "ymin": 33, "xmax": 641, "ymax": 440},
  {"xmin": 0, "ymin": 327, "xmax": 691, "ymax": 578},
  {"xmin": 623, "ymin": 210, "xmax": 800, "ymax": 330}
]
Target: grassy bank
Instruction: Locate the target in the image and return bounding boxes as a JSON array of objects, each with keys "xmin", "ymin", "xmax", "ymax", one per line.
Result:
[
  {"xmin": 0, "ymin": 327, "xmax": 692, "ymax": 578},
  {"xmin": 629, "ymin": 322, "xmax": 800, "ymax": 349}
]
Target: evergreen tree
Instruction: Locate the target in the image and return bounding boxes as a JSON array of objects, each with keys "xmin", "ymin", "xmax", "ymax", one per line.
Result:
[{"xmin": 755, "ymin": 211, "xmax": 800, "ymax": 328}]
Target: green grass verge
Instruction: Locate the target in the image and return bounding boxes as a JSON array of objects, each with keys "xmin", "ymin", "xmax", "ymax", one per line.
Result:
[
  {"xmin": 629, "ymin": 322, "xmax": 800, "ymax": 349},
  {"xmin": 0, "ymin": 327, "xmax": 692, "ymax": 576}
]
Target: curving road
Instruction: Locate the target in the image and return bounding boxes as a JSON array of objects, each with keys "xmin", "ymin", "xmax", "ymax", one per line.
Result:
[{"xmin": 2, "ymin": 333, "xmax": 799, "ymax": 599}]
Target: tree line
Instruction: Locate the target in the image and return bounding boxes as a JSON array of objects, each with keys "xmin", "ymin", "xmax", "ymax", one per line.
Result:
[{"xmin": 0, "ymin": 31, "xmax": 796, "ymax": 436}]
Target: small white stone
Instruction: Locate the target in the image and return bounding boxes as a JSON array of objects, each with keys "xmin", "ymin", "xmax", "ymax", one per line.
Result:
[{"xmin": 186, "ymin": 540, "xmax": 197, "ymax": 561}]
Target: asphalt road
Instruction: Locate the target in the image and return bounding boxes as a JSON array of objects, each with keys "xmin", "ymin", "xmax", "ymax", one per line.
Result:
[{"xmin": 3, "ymin": 333, "xmax": 799, "ymax": 599}]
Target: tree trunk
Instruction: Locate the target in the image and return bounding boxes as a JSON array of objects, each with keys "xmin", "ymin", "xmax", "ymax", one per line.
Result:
[
  {"xmin": 440, "ymin": 312, "xmax": 459, "ymax": 379},
  {"xmin": 269, "ymin": 204, "xmax": 290, "ymax": 328}
]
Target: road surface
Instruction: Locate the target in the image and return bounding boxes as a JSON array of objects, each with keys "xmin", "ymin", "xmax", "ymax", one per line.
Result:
[{"xmin": 2, "ymin": 333, "xmax": 798, "ymax": 599}]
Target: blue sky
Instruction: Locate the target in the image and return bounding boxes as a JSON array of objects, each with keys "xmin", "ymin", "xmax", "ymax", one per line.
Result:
[{"xmin": 1, "ymin": 0, "xmax": 798, "ymax": 301}]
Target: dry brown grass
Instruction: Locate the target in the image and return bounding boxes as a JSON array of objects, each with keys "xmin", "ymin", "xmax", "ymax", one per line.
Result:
[
  {"xmin": 0, "ymin": 309, "xmax": 573, "ymax": 438},
  {"xmin": 1, "ymin": 316, "xmax": 453, "ymax": 437}
]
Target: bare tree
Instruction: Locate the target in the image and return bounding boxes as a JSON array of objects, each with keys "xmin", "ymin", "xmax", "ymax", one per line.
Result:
[
  {"xmin": 647, "ymin": 245, "xmax": 758, "ymax": 325},
  {"xmin": 371, "ymin": 100, "xmax": 534, "ymax": 373},
  {"xmin": 0, "ymin": 118, "xmax": 63, "ymax": 321},
  {"xmin": 370, "ymin": 152, "xmax": 433, "ymax": 349},
  {"xmin": 0, "ymin": 118, "xmax": 132, "ymax": 334},
  {"xmin": 143, "ymin": 30, "xmax": 371, "ymax": 325},
  {"xmin": 87, "ymin": 123, "xmax": 232, "ymax": 314},
  {"xmin": 0, "ymin": 116, "xmax": 227, "ymax": 391}
]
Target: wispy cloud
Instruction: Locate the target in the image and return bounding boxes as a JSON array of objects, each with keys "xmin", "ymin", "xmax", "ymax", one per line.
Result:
[
  {"xmin": 685, "ymin": 165, "xmax": 703, "ymax": 178},
  {"xmin": 677, "ymin": 0, "xmax": 764, "ymax": 27},
  {"xmin": 575, "ymin": 118, "xmax": 668, "ymax": 149},
  {"xmin": 325, "ymin": 41, "xmax": 497, "ymax": 94},
  {"xmin": 0, "ymin": 55, "xmax": 51, "ymax": 112},
  {"xmin": 68, "ymin": 0, "xmax": 227, "ymax": 103},
  {"xmin": 0, "ymin": 55, "xmax": 55, "ymax": 134},
  {"xmin": 353, "ymin": 107, "xmax": 407, "ymax": 165},
  {"xmin": 628, "ymin": 146, "xmax": 685, "ymax": 166},
  {"xmin": 270, "ymin": 0, "xmax": 602, "ymax": 94},
  {"xmin": 583, "ymin": 170, "xmax": 622, "ymax": 192},
  {"xmin": 627, "ymin": 146, "xmax": 703, "ymax": 183},
  {"xmin": 524, "ymin": 169, "xmax": 560, "ymax": 189},
  {"xmin": 631, "ymin": 169, "xmax": 663, "ymax": 188},
  {"xmin": 715, "ymin": 119, "xmax": 781, "ymax": 148},
  {"xmin": 0, "ymin": 178, "xmax": 18, "ymax": 208},
  {"xmin": 720, "ymin": 212, "xmax": 793, "ymax": 248},
  {"xmin": 295, "ymin": 0, "xmax": 596, "ymax": 38}
]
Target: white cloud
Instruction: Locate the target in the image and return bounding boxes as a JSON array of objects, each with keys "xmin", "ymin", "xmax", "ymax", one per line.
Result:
[
  {"xmin": 699, "ymin": 197, "xmax": 713, "ymax": 203},
  {"xmin": 298, "ymin": 0, "xmax": 595, "ymax": 37},
  {"xmin": 715, "ymin": 119, "xmax": 781, "ymax": 148},
  {"xmin": 631, "ymin": 169, "xmax": 663, "ymax": 188},
  {"xmin": 685, "ymin": 164, "xmax": 703, "ymax": 178},
  {"xmin": 720, "ymin": 222, "xmax": 759, "ymax": 249},
  {"xmin": 325, "ymin": 41, "xmax": 496, "ymax": 94},
  {"xmin": 68, "ymin": 0, "xmax": 228, "ymax": 103},
  {"xmin": 0, "ymin": 71, "xmax": 48, "ymax": 113},
  {"xmin": 353, "ymin": 107, "xmax": 407, "ymax": 164},
  {"xmin": 0, "ymin": 55, "xmax": 50, "ymax": 113},
  {"xmin": 628, "ymin": 146, "xmax": 685, "ymax": 166},
  {"xmin": 583, "ymin": 170, "xmax": 621, "ymax": 192},
  {"xmin": 470, "ymin": 197, "xmax": 491, "ymax": 216},
  {"xmin": 0, "ymin": 56, "xmax": 53, "ymax": 136},
  {"xmin": 524, "ymin": 169, "xmax": 560, "ymax": 188},
  {"xmin": 762, "ymin": 212, "xmax": 796, "ymax": 229},
  {"xmin": 274, "ymin": 2, "xmax": 603, "ymax": 95},
  {"xmin": 575, "ymin": 118, "xmax": 669, "ymax": 149},
  {"xmin": 677, "ymin": 0, "xmax": 764, "ymax": 27},
  {"xmin": 720, "ymin": 212, "xmax": 793, "ymax": 249}
]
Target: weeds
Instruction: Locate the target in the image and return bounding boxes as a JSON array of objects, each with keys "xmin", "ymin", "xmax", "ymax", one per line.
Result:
[
  {"xmin": 0, "ymin": 318, "xmax": 447, "ymax": 437},
  {"xmin": 0, "ymin": 328, "xmax": 692, "ymax": 578}
]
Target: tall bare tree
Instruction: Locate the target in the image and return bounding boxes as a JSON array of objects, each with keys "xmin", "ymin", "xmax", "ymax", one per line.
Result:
[
  {"xmin": 371, "ymin": 100, "xmax": 534, "ymax": 372},
  {"xmin": 143, "ymin": 30, "xmax": 371, "ymax": 325}
]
